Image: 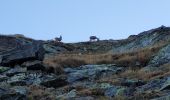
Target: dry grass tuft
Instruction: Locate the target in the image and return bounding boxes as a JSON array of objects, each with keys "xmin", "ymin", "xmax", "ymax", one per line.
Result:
[
  {"xmin": 28, "ymin": 85, "xmax": 55, "ymax": 100},
  {"xmin": 119, "ymin": 63, "xmax": 170, "ymax": 81},
  {"xmin": 43, "ymin": 42, "xmax": 167, "ymax": 76},
  {"xmin": 43, "ymin": 53, "xmax": 113, "ymax": 68}
]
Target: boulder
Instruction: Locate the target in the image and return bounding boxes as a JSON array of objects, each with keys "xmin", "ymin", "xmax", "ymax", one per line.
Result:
[
  {"xmin": 56, "ymin": 89, "xmax": 77, "ymax": 100},
  {"xmin": 160, "ymin": 77, "xmax": 170, "ymax": 91},
  {"xmin": 121, "ymin": 79, "xmax": 145, "ymax": 87},
  {"xmin": 40, "ymin": 75, "xmax": 68, "ymax": 88},
  {"xmin": 11, "ymin": 86, "xmax": 28, "ymax": 96},
  {"xmin": 0, "ymin": 66, "xmax": 10, "ymax": 73},
  {"xmin": 64, "ymin": 64, "xmax": 124, "ymax": 83},
  {"xmin": 0, "ymin": 87, "xmax": 27, "ymax": 100},
  {"xmin": 43, "ymin": 43, "xmax": 67, "ymax": 54},
  {"xmin": 148, "ymin": 44, "xmax": 170, "ymax": 67},
  {"xmin": 7, "ymin": 73, "xmax": 27, "ymax": 86},
  {"xmin": 137, "ymin": 77, "xmax": 169, "ymax": 92},
  {"xmin": 0, "ymin": 75, "xmax": 8, "ymax": 82},
  {"xmin": 105, "ymin": 87, "xmax": 134, "ymax": 97},
  {"xmin": 74, "ymin": 96, "xmax": 94, "ymax": 100},
  {"xmin": 0, "ymin": 35, "xmax": 45, "ymax": 66},
  {"xmin": 104, "ymin": 86, "xmax": 118, "ymax": 97},
  {"xmin": 21, "ymin": 60, "xmax": 45, "ymax": 71},
  {"xmin": 6, "ymin": 66, "xmax": 26, "ymax": 77}
]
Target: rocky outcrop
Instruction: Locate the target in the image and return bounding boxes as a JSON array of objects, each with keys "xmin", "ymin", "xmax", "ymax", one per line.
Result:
[
  {"xmin": 148, "ymin": 44, "xmax": 170, "ymax": 67},
  {"xmin": 64, "ymin": 64, "xmax": 124, "ymax": 83},
  {"xmin": 0, "ymin": 87, "xmax": 27, "ymax": 100},
  {"xmin": 0, "ymin": 35, "xmax": 45, "ymax": 66},
  {"xmin": 111, "ymin": 26, "xmax": 170, "ymax": 53},
  {"xmin": 21, "ymin": 60, "xmax": 45, "ymax": 71}
]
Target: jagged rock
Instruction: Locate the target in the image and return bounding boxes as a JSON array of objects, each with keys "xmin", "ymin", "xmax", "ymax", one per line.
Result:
[
  {"xmin": 74, "ymin": 96, "xmax": 94, "ymax": 100},
  {"xmin": 0, "ymin": 75, "xmax": 8, "ymax": 82},
  {"xmin": 121, "ymin": 79, "xmax": 145, "ymax": 87},
  {"xmin": 0, "ymin": 35, "xmax": 45, "ymax": 66},
  {"xmin": 6, "ymin": 67, "xmax": 26, "ymax": 77},
  {"xmin": 160, "ymin": 77, "xmax": 170, "ymax": 91},
  {"xmin": 12, "ymin": 86, "xmax": 28, "ymax": 96},
  {"xmin": 56, "ymin": 89, "xmax": 77, "ymax": 100},
  {"xmin": 105, "ymin": 87, "xmax": 134, "ymax": 97},
  {"xmin": 0, "ymin": 87, "xmax": 27, "ymax": 100},
  {"xmin": 111, "ymin": 26, "xmax": 170, "ymax": 53},
  {"xmin": 104, "ymin": 86, "xmax": 118, "ymax": 97},
  {"xmin": 137, "ymin": 77, "xmax": 170, "ymax": 92},
  {"xmin": 64, "ymin": 64, "xmax": 124, "ymax": 83},
  {"xmin": 0, "ymin": 66, "xmax": 10, "ymax": 73},
  {"xmin": 94, "ymin": 83, "xmax": 112, "ymax": 89},
  {"xmin": 151, "ymin": 94, "xmax": 170, "ymax": 100},
  {"xmin": 43, "ymin": 43, "xmax": 68, "ymax": 54},
  {"xmin": 40, "ymin": 75, "xmax": 68, "ymax": 88},
  {"xmin": 148, "ymin": 44, "xmax": 170, "ymax": 67},
  {"xmin": 7, "ymin": 73, "xmax": 27, "ymax": 86},
  {"xmin": 21, "ymin": 60, "xmax": 45, "ymax": 71}
]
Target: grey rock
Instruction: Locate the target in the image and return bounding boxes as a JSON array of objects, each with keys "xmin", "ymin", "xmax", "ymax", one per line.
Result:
[
  {"xmin": 6, "ymin": 67, "xmax": 26, "ymax": 77},
  {"xmin": 160, "ymin": 77, "xmax": 170, "ymax": 91},
  {"xmin": 111, "ymin": 26, "xmax": 170, "ymax": 54},
  {"xmin": 0, "ymin": 66, "xmax": 10, "ymax": 73},
  {"xmin": 7, "ymin": 73, "xmax": 27, "ymax": 86},
  {"xmin": 0, "ymin": 87, "xmax": 27, "ymax": 100},
  {"xmin": 56, "ymin": 89, "xmax": 77, "ymax": 100},
  {"xmin": 149, "ymin": 44, "xmax": 170, "ymax": 67},
  {"xmin": 0, "ymin": 75, "xmax": 8, "ymax": 82},
  {"xmin": 43, "ymin": 43, "xmax": 67, "ymax": 54},
  {"xmin": 121, "ymin": 79, "xmax": 145, "ymax": 87},
  {"xmin": 22, "ymin": 60, "xmax": 45, "ymax": 71},
  {"xmin": 0, "ymin": 35, "xmax": 45, "ymax": 66},
  {"xmin": 65, "ymin": 64, "xmax": 124, "ymax": 83},
  {"xmin": 137, "ymin": 77, "xmax": 170, "ymax": 92},
  {"xmin": 40, "ymin": 75, "xmax": 68, "ymax": 88},
  {"xmin": 74, "ymin": 96, "xmax": 94, "ymax": 100},
  {"xmin": 12, "ymin": 86, "xmax": 28, "ymax": 95},
  {"xmin": 104, "ymin": 86, "xmax": 118, "ymax": 97},
  {"xmin": 151, "ymin": 94, "xmax": 170, "ymax": 100}
]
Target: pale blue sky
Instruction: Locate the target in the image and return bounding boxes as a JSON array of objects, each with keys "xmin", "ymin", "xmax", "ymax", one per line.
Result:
[{"xmin": 0, "ymin": 0, "xmax": 170, "ymax": 42}]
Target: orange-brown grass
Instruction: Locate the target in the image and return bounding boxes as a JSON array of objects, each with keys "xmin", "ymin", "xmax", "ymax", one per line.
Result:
[
  {"xmin": 43, "ymin": 53, "xmax": 113, "ymax": 68},
  {"xmin": 44, "ymin": 48, "xmax": 153, "ymax": 69},
  {"xmin": 77, "ymin": 88, "xmax": 93, "ymax": 96},
  {"xmin": 119, "ymin": 63, "xmax": 170, "ymax": 81},
  {"xmin": 97, "ymin": 63, "xmax": 170, "ymax": 84},
  {"xmin": 131, "ymin": 90, "xmax": 163, "ymax": 100},
  {"xmin": 113, "ymin": 45, "xmax": 162, "ymax": 67},
  {"xmin": 28, "ymin": 85, "xmax": 55, "ymax": 100},
  {"xmin": 43, "ymin": 43, "xmax": 165, "ymax": 74}
]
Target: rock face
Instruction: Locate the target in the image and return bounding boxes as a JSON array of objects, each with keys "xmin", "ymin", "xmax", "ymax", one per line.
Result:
[
  {"xmin": 0, "ymin": 35, "xmax": 45, "ymax": 66},
  {"xmin": 148, "ymin": 44, "xmax": 170, "ymax": 67},
  {"xmin": 64, "ymin": 64, "xmax": 124, "ymax": 83},
  {"xmin": 111, "ymin": 26, "xmax": 170, "ymax": 53}
]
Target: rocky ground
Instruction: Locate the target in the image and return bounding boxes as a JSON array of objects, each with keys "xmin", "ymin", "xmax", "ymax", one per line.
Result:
[{"xmin": 0, "ymin": 26, "xmax": 170, "ymax": 100}]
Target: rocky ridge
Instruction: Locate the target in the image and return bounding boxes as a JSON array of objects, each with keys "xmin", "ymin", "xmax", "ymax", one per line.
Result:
[{"xmin": 0, "ymin": 26, "xmax": 170, "ymax": 100}]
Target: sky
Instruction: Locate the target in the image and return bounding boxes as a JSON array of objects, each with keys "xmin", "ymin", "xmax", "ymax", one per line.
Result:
[{"xmin": 0, "ymin": 0, "xmax": 170, "ymax": 43}]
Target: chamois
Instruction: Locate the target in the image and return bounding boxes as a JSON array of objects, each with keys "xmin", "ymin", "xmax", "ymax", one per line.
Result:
[
  {"xmin": 90, "ymin": 36, "xmax": 100, "ymax": 42},
  {"xmin": 55, "ymin": 35, "xmax": 62, "ymax": 42}
]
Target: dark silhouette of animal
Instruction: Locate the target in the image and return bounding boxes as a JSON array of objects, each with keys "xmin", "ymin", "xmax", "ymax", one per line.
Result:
[
  {"xmin": 90, "ymin": 36, "xmax": 99, "ymax": 42},
  {"xmin": 55, "ymin": 35, "xmax": 62, "ymax": 42}
]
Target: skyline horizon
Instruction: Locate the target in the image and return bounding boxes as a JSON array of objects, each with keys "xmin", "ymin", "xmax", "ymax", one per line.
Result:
[
  {"xmin": 0, "ymin": 25, "xmax": 167, "ymax": 43},
  {"xmin": 1, "ymin": 0, "xmax": 170, "ymax": 42}
]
